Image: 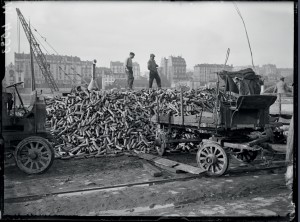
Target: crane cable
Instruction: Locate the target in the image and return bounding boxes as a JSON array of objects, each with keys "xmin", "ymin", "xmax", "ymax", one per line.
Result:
[
  {"xmin": 24, "ymin": 17, "xmax": 73, "ymax": 82},
  {"xmin": 233, "ymin": 2, "xmax": 255, "ymax": 71},
  {"xmin": 22, "ymin": 17, "xmax": 53, "ymax": 56},
  {"xmin": 17, "ymin": 15, "xmax": 21, "ymax": 74},
  {"xmin": 21, "ymin": 15, "xmax": 87, "ymax": 85},
  {"xmin": 22, "ymin": 16, "xmax": 73, "ymax": 83},
  {"xmin": 28, "ymin": 23, "xmax": 83, "ymax": 83},
  {"xmin": 23, "ymin": 16, "xmax": 65, "ymax": 69},
  {"xmin": 24, "ymin": 17, "xmax": 60, "ymax": 56}
]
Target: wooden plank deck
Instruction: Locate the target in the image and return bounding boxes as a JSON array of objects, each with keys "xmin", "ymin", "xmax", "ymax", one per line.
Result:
[{"xmin": 138, "ymin": 153, "xmax": 206, "ymax": 175}]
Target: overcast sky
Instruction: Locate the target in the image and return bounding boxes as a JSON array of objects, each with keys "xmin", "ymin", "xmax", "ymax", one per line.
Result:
[{"xmin": 5, "ymin": 1, "xmax": 294, "ymax": 72}]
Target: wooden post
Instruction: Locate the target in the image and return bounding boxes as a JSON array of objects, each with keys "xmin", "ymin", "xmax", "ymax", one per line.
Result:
[
  {"xmin": 215, "ymin": 74, "xmax": 220, "ymax": 133},
  {"xmin": 286, "ymin": 115, "xmax": 293, "ymax": 163},
  {"xmin": 34, "ymin": 90, "xmax": 37, "ymax": 133},
  {"xmin": 13, "ymin": 90, "xmax": 16, "ymax": 119},
  {"xmin": 278, "ymin": 93, "xmax": 281, "ymax": 116},
  {"xmin": 224, "ymin": 76, "xmax": 228, "ymax": 97},
  {"xmin": 180, "ymin": 87, "xmax": 184, "ymax": 125},
  {"xmin": 157, "ymin": 97, "xmax": 160, "ymax": 123}
]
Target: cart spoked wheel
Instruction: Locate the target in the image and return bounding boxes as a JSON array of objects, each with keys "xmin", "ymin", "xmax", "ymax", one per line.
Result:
[
  {"xmin": 155, "ymin": 126, "xmax": 167, "ymax": 156},
  {"xmin": 197, "ymin": 143, "xmax": 229, "ymax": 177},
  {"xmin": 15, "ymin": 136, "xmax": 54, "ymax": 174},
  {"xmin": 231, "ymin": 149, "xmax": 258, "ymax": 163}
]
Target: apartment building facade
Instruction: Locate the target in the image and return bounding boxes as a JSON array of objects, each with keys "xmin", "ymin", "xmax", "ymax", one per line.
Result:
[
  {"xmin": 3, "ymin": 63, "xmax": 18, "ymax": 88},
  {"xmin": 132, "ymin": 62, "xmax": 141, "ymax": 78},
  {"xmin": 193, "ymin": 64, "xmax": 233, "ymax": 89},
  {"xmin": 14, "ymin": 53, "xmax": 93, "ymax": 89}
]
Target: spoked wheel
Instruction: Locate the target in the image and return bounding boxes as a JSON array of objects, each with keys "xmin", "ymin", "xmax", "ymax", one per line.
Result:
[
  {"xmin": 155, "ymin": 126, "xmax": 168, "ymax": 156},
  {"xmin": 15, "ymin": 136, "xmax": 54, "ymax": 174},
  {"xmin": 197, "ymin": 143, "xmax": 229, "ymax": 177},
  {"xmin": 230, "ymin": 149, "xmax": 258, "ymax": 163}
]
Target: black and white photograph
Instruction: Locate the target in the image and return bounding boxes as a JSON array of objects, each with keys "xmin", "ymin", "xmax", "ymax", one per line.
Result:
[{"xmin": 1, "ymin": 0, "xmax": 296, "ymax": 219}]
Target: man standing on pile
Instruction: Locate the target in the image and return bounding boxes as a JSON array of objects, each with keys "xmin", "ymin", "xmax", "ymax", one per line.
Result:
[
  {"xmin": 233, "ymin": 77, "xmax": 248, "ymax": 95},
  {"xmin": 148, "ymin": 53, "xmax": 161, "ymax": 89},
  {"xmin": 125, "ymin": 52, "xmax": 135, "ymax": 90},
  {"xmin": 273, "ymin": 77, "xmax": 290, "ymax": 95}
]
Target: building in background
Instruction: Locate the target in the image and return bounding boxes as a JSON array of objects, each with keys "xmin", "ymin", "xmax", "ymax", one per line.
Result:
[
  {"xmin": 102, "ymin": 73, "xmax": 126, "ymax": 90},
  {"xmin": 232, "ymin": 65, "xmax": 261, "ymax": 75},
  {"xmin": 110, "ymin": 61, "xmax": 125, "ymax": 74},
  {"xmin": 3, "ymin": 63, "xmax": 17, "ymax": 88},
  {"xmin": 277, "ymin": 68, "xmax": 293, "ymax": 83},
  {"xmin": 102, "ymin": 61, "xmax": 127, "ymax": 89},
  {"xmin": 277, "ymin": 68, "xmax": 293, "ymax": 78},
  {"xmin": 260, "ymin": 64, "xmax": 278, "ymax": 82},
  {"xmin": 160, "ymin": 57, "xmax": 168, "ymax": 77},
  {"xmin": 14, "ymin": 53, "xmax": 93, "ymax": 90},
  {"xmin": 95, "ymin": 67, "xmax": 112, "ymax": 89},
  {"xmin": 193, "ymin": 64, "xmax": 233, "ymax": 89},
  {"xmin": 158, "ymin": 56, "xmax": 188, "ymax": 87},
  {"xmin": 132, "ymin": 62, "xmax": 141, "ymax": 78},
  {"xmin": 261, "ymin": 64, "xmax": 277, "ymax": 76}
]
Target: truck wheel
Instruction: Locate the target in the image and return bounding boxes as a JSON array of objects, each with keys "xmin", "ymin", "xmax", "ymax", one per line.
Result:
[
  {"xmin": 197, "ymin": 142, "xmax": 229, "ymax": 177},
  {"xmin": 155, "ymin": 126, "xmax": 167, "ymax": 156},
  {"xmin": 15, "ymin": 136, "xmax": 54, "ymax": 174}
]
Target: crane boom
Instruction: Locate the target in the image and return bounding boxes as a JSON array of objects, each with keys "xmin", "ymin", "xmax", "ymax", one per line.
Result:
[
  {"xmin": 59, "ymin": 67, "xmax": 77, "ymax": 85},
  {"xmin": 71, "ymin": 67, "xmax": 89, "ymax": 85},
  {"xmin": 16, "ymin": 8, "xmax": 59, "ymax": 92}
]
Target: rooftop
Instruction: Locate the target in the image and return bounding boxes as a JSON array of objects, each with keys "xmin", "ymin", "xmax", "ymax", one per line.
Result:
[
  {"xmin": 14, "ymin": 52, "xmax": 91, "ymax": 63},
  {"xmin": 110, "ymin": 61, "xmax": 124, "ymax": 66}
]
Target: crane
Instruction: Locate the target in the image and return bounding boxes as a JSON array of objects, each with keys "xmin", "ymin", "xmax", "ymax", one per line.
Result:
[
  {"xmin": 70, "ymin": 67, "xmax": 89, "ymax": 85},
  {"xmin": 16, "ymin": 8, "xmax": 59, "ymax": 92},
  {"xmin": 58, "ymin": 66, "xmax": 78, "ymax": 88}
]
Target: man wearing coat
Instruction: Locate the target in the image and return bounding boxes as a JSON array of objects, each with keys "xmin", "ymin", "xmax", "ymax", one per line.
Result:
[
  {"xmin": 125, "ymin": 52, "xmax": 135, "ymax": 90},
  {"xmin": 147, "ymin": 53, "xmax": 161, "ymax": 89}
]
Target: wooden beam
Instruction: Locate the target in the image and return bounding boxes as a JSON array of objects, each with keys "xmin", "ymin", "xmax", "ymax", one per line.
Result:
[
  {"xmin": 137, "ymin": 153, "xmax": 206, "ymax": 175},
  {"xmin": 142, "ymin": 161, "xmax": 162, "ymax": 177},
  {"xmin": 153, "ymin": 162, "xmax": 186, "ymax": 174},
  {"xmin": 138, "ymin": 153, "xmax": 178, "ymax": 167},
  {"xmin": 174, "ymin": 163, "xmax": 205, "ymax": 174}
]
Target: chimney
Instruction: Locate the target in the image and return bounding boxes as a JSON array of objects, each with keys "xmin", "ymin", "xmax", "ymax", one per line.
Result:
[{"xmin": 88, "ymin": 59, "xmax": 99, "ymax": 91}]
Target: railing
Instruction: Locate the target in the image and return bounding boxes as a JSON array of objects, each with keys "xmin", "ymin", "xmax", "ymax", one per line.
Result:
[
  {"xmin": 263, "ymin": 92, "xmax": 293, "ymax": 116},
  {"xmin": 277, "ymin": 93, "xmax": 293, "ymax": 116}
]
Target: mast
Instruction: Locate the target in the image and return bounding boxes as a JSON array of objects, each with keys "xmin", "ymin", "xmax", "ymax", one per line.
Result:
[{"xmin": 29, "ymin": 20, "xmax": 35, "ymax": 91}]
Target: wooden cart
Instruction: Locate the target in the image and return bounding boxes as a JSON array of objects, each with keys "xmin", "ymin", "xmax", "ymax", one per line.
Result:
[{"xmin": 151, "ymin": 71, "xmax": 278, "ymax": 176}]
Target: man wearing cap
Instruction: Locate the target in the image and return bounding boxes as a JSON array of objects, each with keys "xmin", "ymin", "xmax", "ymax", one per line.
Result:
[
  {"xmin": 233, "ymin": 77, "xmax": 249, "ymax": 96},
  {"xmin": 147, "ymin": 53, "xmax": 161, "ymax": 89},
  {"xmin": 273, "ymin": 77, "xmax": 290, "ymax": 95},
  {"xmin": 125, "ymin": 52, "xmax": 135, "ymax": 90}
]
